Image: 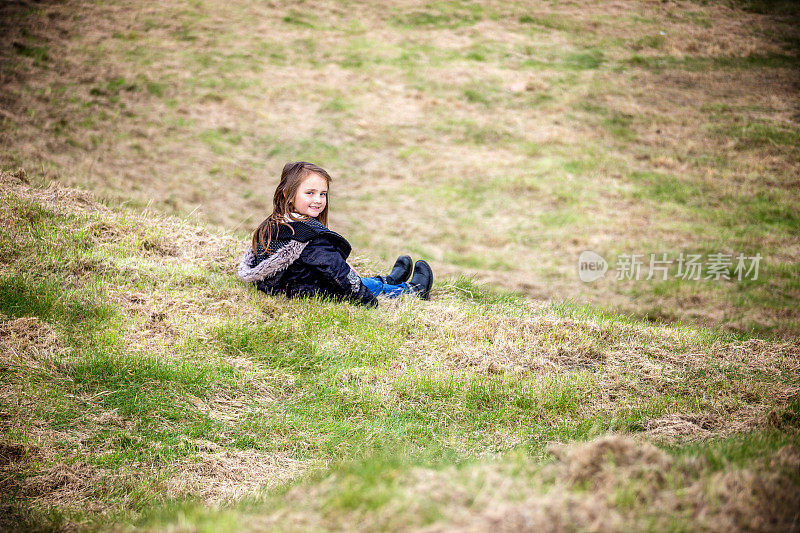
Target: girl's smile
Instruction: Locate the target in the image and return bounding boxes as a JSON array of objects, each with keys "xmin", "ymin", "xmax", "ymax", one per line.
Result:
[{"xmin": 292, "ymin": 172, "xmax": 328, "ymax": 218}]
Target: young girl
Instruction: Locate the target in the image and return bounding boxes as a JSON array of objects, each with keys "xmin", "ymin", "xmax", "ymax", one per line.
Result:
[{"xmin": 237, "ymin": 161, "xmax": 433, "ymax": 307}]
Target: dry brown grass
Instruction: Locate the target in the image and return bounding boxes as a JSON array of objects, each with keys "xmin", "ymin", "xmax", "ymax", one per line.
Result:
[
  {"xmin": 414, "ymin": 300, "xmax": 799, "ymax": 376},
  {"xmin": 226, "ymin": 436, "xmax": 800, "ymax": 532},
  {"xmin": 165, "ymin": 444, "xmax": 306, "ymax": 503},
  {"xmin": 643, "ymin": 412, "xmax": 717, "ymax": 441},
  {"xmin": 567, "ymin": 0, "xmax": 794, "ymax": 57},
  {"xmin": 0, "ymin": 167, "xmax": 108, "ymax": 219},
  {"xmin": 609, "ymin": 67, "xmax": 800, "ymax": 179},
  {"xmin": 0, "ymin": 172, "xmax": 306, "ymax": 518},
  {"xmin": 0, "ymin": 413, "xmax": 132, "ymax": 522},
  {"xmin": 423, "ymin": 437, "xmax": 800, "ymax": 532},
  {"xmin": 22, "ymin": 462, "xmax": 114, "ymax": 513},
  {"xmin": 0, "ymin": 314, "xmax": 64, "ymax": 362},
  {"xmin": 0, "ymin": 316, "xmax": 124, "ymax": 519},
  {"xmin": 374, "ymin": 300, "xmax": 800, "ymax": 443},
  {"xmin": 2, "ymin": 166, "xmax": 246, "ymax": 361}
]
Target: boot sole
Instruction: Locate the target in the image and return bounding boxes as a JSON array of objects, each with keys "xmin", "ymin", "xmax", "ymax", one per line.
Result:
[{"xmin": 410, "ymin": 260, "xmax": 433, "ymax": 300}]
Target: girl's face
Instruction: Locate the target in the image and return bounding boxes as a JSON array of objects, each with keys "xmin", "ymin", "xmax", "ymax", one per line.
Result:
[{"xmin": 292, "ymin": 172, "xmax": 328, "ymax": 218}]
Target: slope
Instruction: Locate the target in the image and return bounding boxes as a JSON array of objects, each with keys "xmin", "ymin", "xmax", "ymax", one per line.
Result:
[{"xmin": 1, "ymin": 171, "xmax": 798, "ymax": 531}]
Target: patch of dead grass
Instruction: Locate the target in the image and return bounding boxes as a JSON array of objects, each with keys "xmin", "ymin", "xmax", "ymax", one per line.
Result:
[
  {"xmin": 0, "ymin": 314, "xmax": 65, "ymax": 365},
  {"xmin": 438, "ymin": 436, "xmax": 800, "ymax": 532},
  {"xmin": 623, "ymin": 68, "xmax": 800, "ymax": 161},
  {"xmin": 242, "ymin": 435, "xmax": 800, "ymax": 532},
  {"xmin": 189, "ymin": 382, "xmax": 276, "ymax": 423},
  {"xmin": 165, "ymin": 446, "xmax": 307, "ymax": 503},
  {"xmin": 411, "ymin": 304, "xmax": 799, "ymax": 379},
  {"xmin": 548, "ymin": 435, "xmax": 673, "ymax": 489},
  {"xmin": 696, "ymin": 460, "xmax": 800, "ymax": 532},
  {"xmin": 644, "ymin": 412, "xmax": 716, "ymax": 441},
  {"xmin": 539, "ymin": 0, "xmax": 797, "ymax": 58},
  {"xmin": 393, "ymin": 301, "xmax": 800, "ymax": 441},
  {"xmin": 21, "ymin": 462, "xmax": 112, "ymax": 513}
]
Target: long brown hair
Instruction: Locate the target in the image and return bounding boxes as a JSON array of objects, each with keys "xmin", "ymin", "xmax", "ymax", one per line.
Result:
[{"xmin": 251, "ymin": 161, "xmax": 332, "ymax": 254}]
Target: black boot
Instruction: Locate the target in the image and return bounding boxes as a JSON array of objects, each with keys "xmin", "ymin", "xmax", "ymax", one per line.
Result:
[
  {"xmin": 407, "ymin": 260, "xmax": 433, "ymax": 300},
  {"xmin": 382, "ymin": 255, "xmax": 412, "ymax": 285}
]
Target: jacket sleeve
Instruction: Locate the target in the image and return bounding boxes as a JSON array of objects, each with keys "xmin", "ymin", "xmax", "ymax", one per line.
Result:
[{"xmin": 299, "ymin": 237, "xmax": 378, "ymax": 307}]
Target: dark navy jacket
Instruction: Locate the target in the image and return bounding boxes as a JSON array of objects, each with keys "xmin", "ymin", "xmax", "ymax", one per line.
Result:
[{"xmin": 237, "ymin": 218, "xmax": 377, "ymax": 307}]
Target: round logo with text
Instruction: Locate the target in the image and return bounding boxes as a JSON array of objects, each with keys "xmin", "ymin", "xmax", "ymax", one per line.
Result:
[{"xmin": 578, "ymin": 250, "xmax": 608, "ymax": 282}]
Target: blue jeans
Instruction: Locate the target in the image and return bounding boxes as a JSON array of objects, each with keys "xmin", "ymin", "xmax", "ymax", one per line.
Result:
[{"xmin": 361, "ymin": 277, "xmax": 410, "ymax": 299}]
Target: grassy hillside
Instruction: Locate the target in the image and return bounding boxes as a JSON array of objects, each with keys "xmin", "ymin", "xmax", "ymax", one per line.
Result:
[
  {"xmin": 1, "ymin": 171, "xmax": 799, "ymax": 530},
  {"xmin": 1, "ymin": 0, "xmax": 800, "ymax": 530},
  {"xmin": 1, "ymin": 0, "xmax": 799, "ymax": 336}
]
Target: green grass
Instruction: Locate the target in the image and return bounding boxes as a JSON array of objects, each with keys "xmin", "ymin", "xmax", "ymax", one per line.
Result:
[
  {"xmin": 0, "ymin": 272, "xmax": 114, "ymax": 327},
  {"xmin": 575, "ymin": 102, "xmax": 637, "ymax": 140},
  {"xmin": 564, "ymin": 48, "xmax": 605, "ymax": 70},
  {"xmin": 718, "ymin": 120, "xmax": 800, "ymax": 148},
  {"xmin": 520, "ymin": 48, "xmax": 606, "ymax": 71},
  {"xmin": 632, "ymin": 34, "xmax": 666, "ymax": 50},
  {"xmin": 198, "ymin": 127, "xmax": 244, "ymax": 154},
  {"xmin": 626, "ymin": 52, "xmax": 800, "ymax": 71},
  {"xmin": 628, "ymin": 170, "xmax": 705, "ymax": 206},
  {"xmin": 519, "ymin": 13, "xmax": 584, "ymax": 33},
  {"xmin": 13, "ymin": 42, "xmax": 49, "ymax": 65},
  {"xmin": 281, "ymin": 9, "xmax": 318, "ymax": 28},
  {"xmin": 390, "ymin": 2, "xmax": 484, "ymax": 29},
  {"xmin": 724, "ymin": 0, "xmax": 800, "ymax": 16}
]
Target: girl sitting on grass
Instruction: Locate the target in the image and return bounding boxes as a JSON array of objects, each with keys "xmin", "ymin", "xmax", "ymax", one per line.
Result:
[{"xmin": 238, "ymin": 161, "xmax": 433, "ymax": 307}]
